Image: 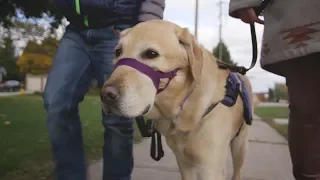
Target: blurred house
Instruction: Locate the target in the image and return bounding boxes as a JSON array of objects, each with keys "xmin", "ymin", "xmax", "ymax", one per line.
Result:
[
  {"xmin": 254, "ymin": 92, "xmax": 268, "ymax": 102},
  {"xmin": 25, "ymin": 73, "xmax": 47, "ymax": 92},
  {"xmin": 0, "ymin": 66, "xmax": 7, "ymax": 83}
]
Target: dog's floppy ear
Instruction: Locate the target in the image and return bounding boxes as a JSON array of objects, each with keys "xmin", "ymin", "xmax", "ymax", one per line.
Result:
[
  {"xmin": 177, "ymin": 28, "xmax": 203, "ymax": 84},
  {"xmin": 174, "ymin": 28, "xmax": 204, "ymax": 132},
  {"xmin": 119, "ymin": 28, "xmax": 132, "ymax": 39}
]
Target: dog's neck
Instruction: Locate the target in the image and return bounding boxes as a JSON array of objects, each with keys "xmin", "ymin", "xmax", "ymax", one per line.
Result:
[
  {"xmin": 151, "ymin": 49, "xmax": 230, "ymax": 135},
  {"xmin": 172, "ymin": 49, "xmax": 229, "ymax": 132},
  {"xmin": 152, "ymin": 68, "xmax": 194, "ymax": 119}
]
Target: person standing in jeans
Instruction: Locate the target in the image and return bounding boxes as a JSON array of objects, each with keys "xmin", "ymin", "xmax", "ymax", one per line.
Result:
[
  {"xmin": 42, "ymin": 1, "xmax": 165, "ymax": 180},
  {"xmin": 228, "ymin": 0, "xmax": 320, "ymax": 179}
]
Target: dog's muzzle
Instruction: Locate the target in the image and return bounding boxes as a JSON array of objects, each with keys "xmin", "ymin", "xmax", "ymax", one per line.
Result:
[
  {"xmin": 113, "ymin": 58, "xmax": 179, "ymax": 94},
  {"xmin": 101, "ymin": 85, "xmax": 119, "ymax": 101}
]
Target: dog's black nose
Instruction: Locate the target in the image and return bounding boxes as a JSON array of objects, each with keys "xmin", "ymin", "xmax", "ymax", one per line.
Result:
[{"xmin": 101, "ymin": 85, "xmax": 119, "ymax": 101}]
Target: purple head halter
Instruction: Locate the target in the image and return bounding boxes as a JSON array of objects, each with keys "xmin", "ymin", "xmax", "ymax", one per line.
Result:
[{"xmin": 114, "ymin": 58, "xmax": 179, "ymax": 94}]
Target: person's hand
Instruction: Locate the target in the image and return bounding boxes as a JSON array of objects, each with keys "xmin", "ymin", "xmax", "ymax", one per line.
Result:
[{"xmin": 237, "ymin": 8, "xmax": 264, "ymax": 25}]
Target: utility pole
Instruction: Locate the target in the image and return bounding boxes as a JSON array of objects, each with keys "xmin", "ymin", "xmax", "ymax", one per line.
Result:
[
  {"xmin": 217, "ymin": 0, "xmax": 223, "ymax": 61},
  {"xmin": 195, "ymin": 0, "xmax": 199, "ymax": 40}
]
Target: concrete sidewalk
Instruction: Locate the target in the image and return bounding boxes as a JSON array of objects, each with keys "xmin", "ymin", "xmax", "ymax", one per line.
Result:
[
  {"xmin": 89, "ymin": 118, "xmax": 294, "ymax": 180},
  {"xmin": 0, "ymin": 91, "xmax": 33, "ymax": 97}
]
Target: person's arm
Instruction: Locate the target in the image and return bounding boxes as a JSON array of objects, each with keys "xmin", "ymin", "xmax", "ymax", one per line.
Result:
[
  {"xmin": 229, "ymin": 0, "xmax": 261, "ymax": 18},
  {"xmin": 229, "ymin": 0, "xmax": 264, "ymax": 24},
  {"xmin": 138, "ymin": 0, "xmax": 165, "ymax": 22}
]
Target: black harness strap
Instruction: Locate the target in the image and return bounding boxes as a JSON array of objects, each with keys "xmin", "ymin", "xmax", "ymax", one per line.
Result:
[
  {"xmin": 202, "ymin": 102, "xmax": 219, "ymax": 118},
  {"xmin": 233, "ymin": 121, "xmax": 244, "ymax": 139},
  {"xmin": 201, "ymin": 75, "xmax": 240, "ymax": 118}
]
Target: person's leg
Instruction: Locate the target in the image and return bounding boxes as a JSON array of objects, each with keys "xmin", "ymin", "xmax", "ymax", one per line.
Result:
[
  {"xmin": 43, "ymin": 26, "xmax": 93, "ymax": 180},
  {"xmin": 90, "ymin": 25, "xmax": 134, "ymax": 180},
  {"xmin": 285, "ymin": 53, "xmax": 320, "ymax": 180}
]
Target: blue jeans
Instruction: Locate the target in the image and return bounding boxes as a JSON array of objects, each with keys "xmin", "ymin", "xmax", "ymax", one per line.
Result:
[{"xmin": 42, "ymin": 24, "xmax": 134, "ymax": 180}]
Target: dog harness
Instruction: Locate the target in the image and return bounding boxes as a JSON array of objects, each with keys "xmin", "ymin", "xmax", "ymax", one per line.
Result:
[
  {"xmin": 202, "ymin": 72, "xmax": 253, "ymax": 125},
  {"xmin": 114, "ymin": 58, "xmax": 179, "ymax": 94}
]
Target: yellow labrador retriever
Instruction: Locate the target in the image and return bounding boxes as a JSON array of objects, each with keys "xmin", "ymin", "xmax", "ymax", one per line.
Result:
[{"xmin": 101, "ymin": 20, "xmax": 253, "ymax": 180}]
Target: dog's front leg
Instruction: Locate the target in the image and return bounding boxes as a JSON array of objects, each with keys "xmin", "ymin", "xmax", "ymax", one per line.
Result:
[
  {"xmin": 176, "ymin": 157, "xmax": 197, "ymax": 180},
  {"xmin": 197, "ymin": 165, "xmax": 226, "ymax": 180},
  {"xmin": 196, "ymin": 151, "xmax": 228, "ymax": 180}
]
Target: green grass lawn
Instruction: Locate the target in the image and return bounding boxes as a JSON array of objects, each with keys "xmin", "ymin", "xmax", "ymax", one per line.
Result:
[
  {"xmin": 255, "ymin": 106, "xmax": 289, "ymax": 139},
  {"xmin": 0, "ymin": 95, "xmax": 142, "ymax": 180},
  {"xmin": 255, "ymin": 106, "xmax": 289, "ymax": 119}
]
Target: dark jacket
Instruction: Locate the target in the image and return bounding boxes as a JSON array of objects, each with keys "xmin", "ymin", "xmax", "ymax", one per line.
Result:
[{"xmin": 56, "ymin": 0, "xmax": 165, "ymax": 28}]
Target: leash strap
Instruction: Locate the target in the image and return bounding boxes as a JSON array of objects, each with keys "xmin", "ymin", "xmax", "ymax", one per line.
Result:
[
  {"xmin": 135, "ymin": 117, "xmax": 165, "ymax": 161},
  {"xmin": 245, "ymin": 0, "xmax": 271, "ymax": 73},
  {"xmin": 218, "ymin": 0, "xmax": 271, "ymax": 75},
  {"xmin": 247, "ymin": 0, "xmax": 271, "ymax": 71},
  {"xmin": 243, "ymin": 0, "xmax": 271, "ymax": 74},
  {"xmin": 135, "ymin": 116, "xmax": 153, "ymax": 137},
  {"xmin": 254, "ymin": 0, "xmax": 271, "ymax": 15},
  {"xmin": 150, "ymin": 130, "xmax": 164, "ymax": 161},
  {"xmin": 244, "ymin": 0, "xmax": 271, "ymax": 74}
]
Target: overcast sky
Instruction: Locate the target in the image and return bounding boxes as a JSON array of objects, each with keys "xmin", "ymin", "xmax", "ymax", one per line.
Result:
[{"xmin": 163, "ymin": 0, "xmax": 286, "ymax": 93}]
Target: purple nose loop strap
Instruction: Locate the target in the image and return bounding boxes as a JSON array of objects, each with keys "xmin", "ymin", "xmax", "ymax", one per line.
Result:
[{"xmin": 113, "ymin": 58, "xmax": 179, "ymax": 94}]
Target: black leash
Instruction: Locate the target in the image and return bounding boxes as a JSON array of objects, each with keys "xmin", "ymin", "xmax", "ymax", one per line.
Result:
[
  {"xmin": 136, "ymin": 0, "xmax": 271, "ymax": 162},
  {"xmin": 150, "ymin": 129, "xmax": 164, "ymax": 161},
  {"xmin": 135, "ymin": 116, "xmax": 153, "ymax": 137},
  {"xmin": 135, "ymin": 116, "xmax": 164, "ymax": 161},
  {"xmin": 218, "ymin": 0, "xmax": 271, "ymax": 75}
]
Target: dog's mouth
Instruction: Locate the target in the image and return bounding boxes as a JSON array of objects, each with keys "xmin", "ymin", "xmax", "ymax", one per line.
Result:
[
  {"xmin": 102, "ymin": 102, "xmax": 151, "ymax": 118},
  {"xmin": 142, "ymin": 104, "xmax": 151, "ymax": 115},
  {"xmin": 101, "ymin": 102, "xmax": 114, "ymax": 115}
]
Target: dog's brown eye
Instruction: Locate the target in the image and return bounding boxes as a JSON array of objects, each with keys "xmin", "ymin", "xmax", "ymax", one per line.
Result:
[
  {"xmin": 143, "ymin": 49, "xmax": 159, "ymax": 59},
  {"xmin": 114, "ymin": 48, "xmax": 122, "ymax": 58}
]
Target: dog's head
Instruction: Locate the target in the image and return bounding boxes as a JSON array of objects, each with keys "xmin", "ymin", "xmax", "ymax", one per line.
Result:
[{"xmin": 101, "ymin": 20, "xmax": 203, "ymax": 120}]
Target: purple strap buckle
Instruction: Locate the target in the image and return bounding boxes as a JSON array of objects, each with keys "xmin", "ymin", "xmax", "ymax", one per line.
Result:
[{"xmin": 114, "ymin": 58, "xmax": 179, "ymax": 94}]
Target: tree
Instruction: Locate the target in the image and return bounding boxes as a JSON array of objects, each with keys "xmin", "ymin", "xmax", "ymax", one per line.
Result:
[
  {"xmin": 0, "ymin": 66, "xmax": 7, "ymax": 83},
  {"xmin": 268, "ymin": 88, "xmax": 274, "ymax": 102},
  {"xmin": 17, "ymin": 36, "xmax": 59, "ymax": 74},
  {"xmin": 213, "ymin": 41, "xmax": 236, "ymax": 65},
  {"xmin": 10, "ymin": 20, "xmax": 47, "ymax": 41},
  {"xmin": 0, "ymin": 36, "xmax": 24, "ymax": 81},
  {"xmin": 0, "ymin": 0, "xmax": 64, "ymax": 28},
  {"xmin": 274, "ymin": 83, "xmax": 289, "ymax": 101},
  {"xmin": 0, "ymin": 20, "xmax": 50, "ymax": 56}
]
